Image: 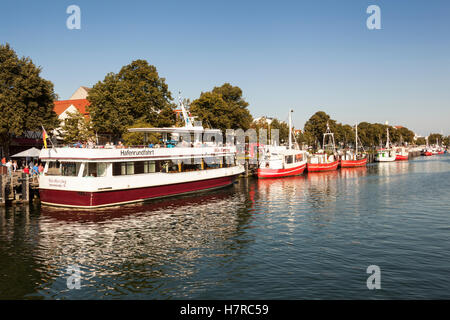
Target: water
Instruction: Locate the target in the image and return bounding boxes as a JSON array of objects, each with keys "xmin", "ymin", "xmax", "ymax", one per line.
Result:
[{"xmin": 1, "ymin": 155, "xmax": 449, "ymax": 299}]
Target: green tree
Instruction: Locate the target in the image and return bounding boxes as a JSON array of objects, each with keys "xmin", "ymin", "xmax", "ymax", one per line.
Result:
[
  {"xmin": 59, "ymin": 111, "xmax": 94, "ymax": 144},
  {"xmin": 250, "ymin": 117, "xmax": 290, "ymax": 144},
  {"xmin": 415, "ymin": 137, "xmax": 426, "ymax": 145},
  {"xmin": 87, "ymin": 59, "xmax": 175, "ymax": 137},
  {"xmin": 122, "ymin": 118, "xmax": 160, "ymax": 146},
  {"xmin": 0, "ymin": 43, "xmax": 59, "ymax": 156},
  {"xmin": 428, "ymin": 133, "xmax": 444, "ymax": 145},
  {"xmin": 303, "ymin": 111, "xmax": 336, "ymax": 149},
  {"xmin": 190, "ymin": 83, "xmax": 253, "ymax": 132}
]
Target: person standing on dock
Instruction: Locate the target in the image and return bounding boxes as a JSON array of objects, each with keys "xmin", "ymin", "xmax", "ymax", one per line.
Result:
[
  {"xmin": 5, "ymin": 160, "xmax": 12, "ymax": 176},
  {"xmin": 32, "ymin": 163, "xmax": 39, "ymax": 176}
]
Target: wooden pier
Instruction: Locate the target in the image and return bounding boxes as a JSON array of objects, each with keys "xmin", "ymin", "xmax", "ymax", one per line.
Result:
[{"xmin": 0, "ymin": 172, "xmax": 39, "ymax": 206}]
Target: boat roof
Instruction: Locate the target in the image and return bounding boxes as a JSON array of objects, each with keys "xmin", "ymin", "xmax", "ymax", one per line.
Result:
[{"xmin": 128, "ymin": 127, "xmax": 222, "ymax": 134}]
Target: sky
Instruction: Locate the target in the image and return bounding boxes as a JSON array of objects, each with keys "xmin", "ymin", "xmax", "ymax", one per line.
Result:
[{"xmin": 1, "ymin": 0, "xmax": 449, "ymax": 136}]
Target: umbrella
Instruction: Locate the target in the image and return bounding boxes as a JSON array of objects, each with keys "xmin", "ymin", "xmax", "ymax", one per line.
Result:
[{"xmin": 10, "ymin": 147, "xmax": 41, "ymax": 158}]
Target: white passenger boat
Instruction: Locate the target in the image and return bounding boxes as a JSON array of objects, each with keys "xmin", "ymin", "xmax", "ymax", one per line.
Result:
[{"xmin": 38, "ymin": 103, "xmax": 244, "ymax": 208}]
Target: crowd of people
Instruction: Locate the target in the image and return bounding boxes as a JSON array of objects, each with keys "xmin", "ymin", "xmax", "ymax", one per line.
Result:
[{"xmin": 1, "ymin": 157, "xmax": 44, "ymax": 177}]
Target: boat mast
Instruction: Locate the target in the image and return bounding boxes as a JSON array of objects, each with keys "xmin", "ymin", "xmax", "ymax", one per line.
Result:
[
  {"xmin": 355, "ymin": 122, "xmax": 358, "ymax": 155},
  {"xmin": 385, "ymin": 121, "xmax": 390, "ymax": 149},
  {"xmin": 288, "ymin": 109, "xmax": 293, "ymax": 149}
]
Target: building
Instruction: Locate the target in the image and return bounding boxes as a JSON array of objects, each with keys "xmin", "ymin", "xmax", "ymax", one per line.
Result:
[{"xmin": 52, "ymin": 87, "xmax": 91, "ymax": 140}]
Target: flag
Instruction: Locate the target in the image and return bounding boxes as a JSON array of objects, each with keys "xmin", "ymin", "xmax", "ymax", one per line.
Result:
[{"xmin": 42, "ymin": 128, "xmax": 48, "ymax": 149}]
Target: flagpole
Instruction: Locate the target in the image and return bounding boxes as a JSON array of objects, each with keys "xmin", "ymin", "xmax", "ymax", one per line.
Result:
[{"xmin": 41, "ymin": 125, "xmax": 56, "ymax": 150}]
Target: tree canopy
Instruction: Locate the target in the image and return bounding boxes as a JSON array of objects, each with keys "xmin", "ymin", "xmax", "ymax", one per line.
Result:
[
  {"xmin": 0, "ymin": 43, "xmax": 59, "ymax": 156},
  {"xmin": 87, "ymin": 59, "xmax": 175, "ymax": 137},
  {"xmin": 59, "ymin": 111, "xmax": 94, "ymax": 144},
  {"xmin": 189, "ymin": 83, "xmax": 253, "ymax": 132}
]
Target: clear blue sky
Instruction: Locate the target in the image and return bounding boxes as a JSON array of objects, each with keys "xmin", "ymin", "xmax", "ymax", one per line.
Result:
[{"xmin": 1, "ymin": 0, "xmax": 449, "ymax": 135}]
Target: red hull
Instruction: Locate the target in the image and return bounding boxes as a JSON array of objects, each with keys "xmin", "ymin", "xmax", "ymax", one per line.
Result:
[
  {"xmin": 257, "ymin": 163, "xmax": 306, "ymax": 178},
  {"xmin": 395, "ymin": 155, "xmax": 409, "ymax": 161},
  {"xmin": 307, "ymin": 161, "xmax": 339, "ymax": 172},
  {"xmin": 40, "ymin": 175, "xmax": 238, "ymax": 208},
  {"xmin": 340, "ymin": 158, "xmax": 367, "ymax": 168},
  {"xmin": 424, "ymin": 152, "xmax": 432, "ymax": 156}
]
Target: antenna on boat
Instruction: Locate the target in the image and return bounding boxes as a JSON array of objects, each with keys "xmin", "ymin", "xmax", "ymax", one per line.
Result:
[
  {"xmin": 323, "ymin": 122, "xmax": 336, "ymax": 154},
  {"xmin": 288, "ymin": 109, "xmax": 293, "ymax": 149},
  {"xmin": 178, "ymin": 91, "xmax": 194, "ymax": 128},
  {"xmin": 385, "ymin": 121, "xmax": 390, "ymax": 149}
]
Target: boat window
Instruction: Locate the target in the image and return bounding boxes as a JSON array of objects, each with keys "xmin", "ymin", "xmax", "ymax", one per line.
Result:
[
  {"xmin": 144, "ymin": 161, "xmax": 155, "ymax": 173},
  {"xmin": 46, "ymin": 161, "xmax": 61, "ymax": 176},
  {"xmin": 61, "ymin": 162, "xmax": 80, "ymax": 177},
  {"xmin": 295, "ymin": 154, "xmax": 303, "ymax": 162},
  {"xmin": 121, "ymin": 162, "xmax": 134, "ymax": 175},
  {"xmin": 83, "ymin": 163, "xmax": 108, "ymax": 177},
  {"xmin": 286, "ymin": 155, "xmax": 293, "ymax": 164}
]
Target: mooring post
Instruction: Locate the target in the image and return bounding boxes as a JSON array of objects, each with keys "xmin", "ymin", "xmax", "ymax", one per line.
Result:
[
  {"xmin": 0, "ymin": 175, "xmax": 5, "ymax": 205},
  {"xmin": 10, "ymin": 175, "xmax": 14, "ymax": 200},
  {"xmin": 22, "ymin": 172, "xmax": 29, "ymax": 202}
]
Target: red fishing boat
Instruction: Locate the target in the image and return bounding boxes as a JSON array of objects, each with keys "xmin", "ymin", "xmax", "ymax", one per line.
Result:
[
  {"xmin": 307, "ymin": 123, "xmax": 339, "ymax": 172},
  {"xmin": 340, "ymin": 157, "xmax": 367, "ymax": 168},
  {"xmin": 307, "ymin": 154, "xmax": 339, "ymax": 172},
  {"xmin": 395, "ymin": 147, "xmax": 409, "ymax": 161},
  {"xmin": 339, "ymin": 122, "xmax": 368, "ymax": 168},
  {"xmin": 257, "ymin": 109, "xmax": 308, "ymax": 178}
]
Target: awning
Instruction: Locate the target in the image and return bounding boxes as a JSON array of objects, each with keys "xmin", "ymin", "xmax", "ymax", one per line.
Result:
[{"xmin": 10, "ymin": 147, "xmax": 41, "ymax": 158}]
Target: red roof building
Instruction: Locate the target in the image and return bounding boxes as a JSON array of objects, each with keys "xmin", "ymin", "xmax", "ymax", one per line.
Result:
[{"xmin": 54, "ymin": 99, "xmax": 90, "ymax": 119}]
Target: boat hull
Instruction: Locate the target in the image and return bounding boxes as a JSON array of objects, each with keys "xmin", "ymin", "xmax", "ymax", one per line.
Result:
[
  {"xmin": 340, "ymin": 158, "xmax": 367, "ymax": 168},
  {"xmin": 40, "ymin": 174, "xmax": 239, "ymax": 208},
  {"xmin": 307, "ymin": 161, "xmax": 339, "ymax": 172},
  {"xmin": 257, "ymin": 163, "xmax": 306, "ymax": 178},
  {"xmin": 395, "ymin": 155, "xmax": 409, "ymax": 161}
]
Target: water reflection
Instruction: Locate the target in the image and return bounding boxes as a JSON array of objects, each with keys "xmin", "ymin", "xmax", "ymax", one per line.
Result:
[{"xmin": 2, "ymin": 185, "xmax": 255, "ymax": 299}]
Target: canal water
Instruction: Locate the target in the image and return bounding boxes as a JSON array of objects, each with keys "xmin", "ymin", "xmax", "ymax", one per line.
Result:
[{"xmin": 1, "ymin": 155, "xmax": 449, "ymax": 299}]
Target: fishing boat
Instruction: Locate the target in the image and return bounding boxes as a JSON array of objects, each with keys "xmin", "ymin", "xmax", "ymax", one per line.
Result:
[
  {"xmin": 375, "ymin": 122, "xmax": 396, "ymax": 162},
  {"xmin": 307, "ymin": 123, "xmax": 339, "ymax": 172},
  {"xmin": 257, "ymin": 109, "xmax": 308, "ymax": 178},
  {"xmin": 38, "ymin": 101, "xmax": 244, "ymax": 208},
  {"xmin": 340, "ymin": 122, "xmax": 368, "ymax": 168},
  {"xmin": 395, "ymin": 147, "xmax": 409, "ymax": 161}
]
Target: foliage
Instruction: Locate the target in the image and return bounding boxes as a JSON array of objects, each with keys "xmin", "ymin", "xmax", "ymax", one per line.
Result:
[
  {"xmin": 415, "ymin": 137, "xmax": 426, "ymax": 145},
  {"xmin": 59, "ymin": 111, "xmax": 94, "ymax": 144},
  {"xmin": 303, "ymin": 111, "xmax": 336, "ymax": 149},
  {"xmin": 87, "ymin": 59, "xmax": 175, "ymax": 137},
  {"xmin": 428, "ymin": 133, "xmax": 444, "ymax": 145},
  {"xmin": 122, "ymin": 118, "xmax": 161, "ymax": 146},
  {"xmin": 0, "ymin": 43, "xmax": 59, "ymax": 156},
  {"xmin": 250, "ymin": 117, "xmax": 289, "ymax": 144},
  {"xmin": 190, "ymin": 83, "xmax": 253, "ymax": 132}
]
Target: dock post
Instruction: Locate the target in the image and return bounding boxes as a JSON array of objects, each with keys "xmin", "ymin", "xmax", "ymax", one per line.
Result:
[
  {"xmin": 22, "ymin": 173, "xmax": 29, "ymax": 202},
  {"xmin": 0, "ymin": 175, "xmax": 5, "ymax": 206}
]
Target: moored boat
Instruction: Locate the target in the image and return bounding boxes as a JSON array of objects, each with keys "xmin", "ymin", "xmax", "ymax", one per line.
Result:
[
  {"xmin": 257, "ymin": 109, "xmax": 308, "ymax": 178},
  {"xmin": 39, "ymin": 101, "xmax": 244, "ymax": 208},
  {"xmin": 375, "ymin": 122, "xmax": 396, "ymax": 162},
  {"xmin": 339, "ymin": 122, "xmax": 368, "ymax": 168},
  {"xmin": 307, "ymin": 123, "xmax": 339, "ymax": 172},
  {"xmin": 395, "ymin": 147, "xmax": 409, "ymax": 161}
]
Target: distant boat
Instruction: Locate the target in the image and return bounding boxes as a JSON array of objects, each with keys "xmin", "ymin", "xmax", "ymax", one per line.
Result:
[
  {"xmin": 395, "ymin": 147, "xmax": 409, "ymax": 161},
  {"xmin": 307, "ymin": 123, "xmax": 339, "ymax": 172},
  {"xmin": 257, "ymin": 109, "xmax": 308, "ymax": 178},
  {"xmin": 375, "ymin": 123, "xmax": 396, "ymax": 162},
  {"xmin": 340, "ymin": 122, "xmax": 368, "ymax": 168}
]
